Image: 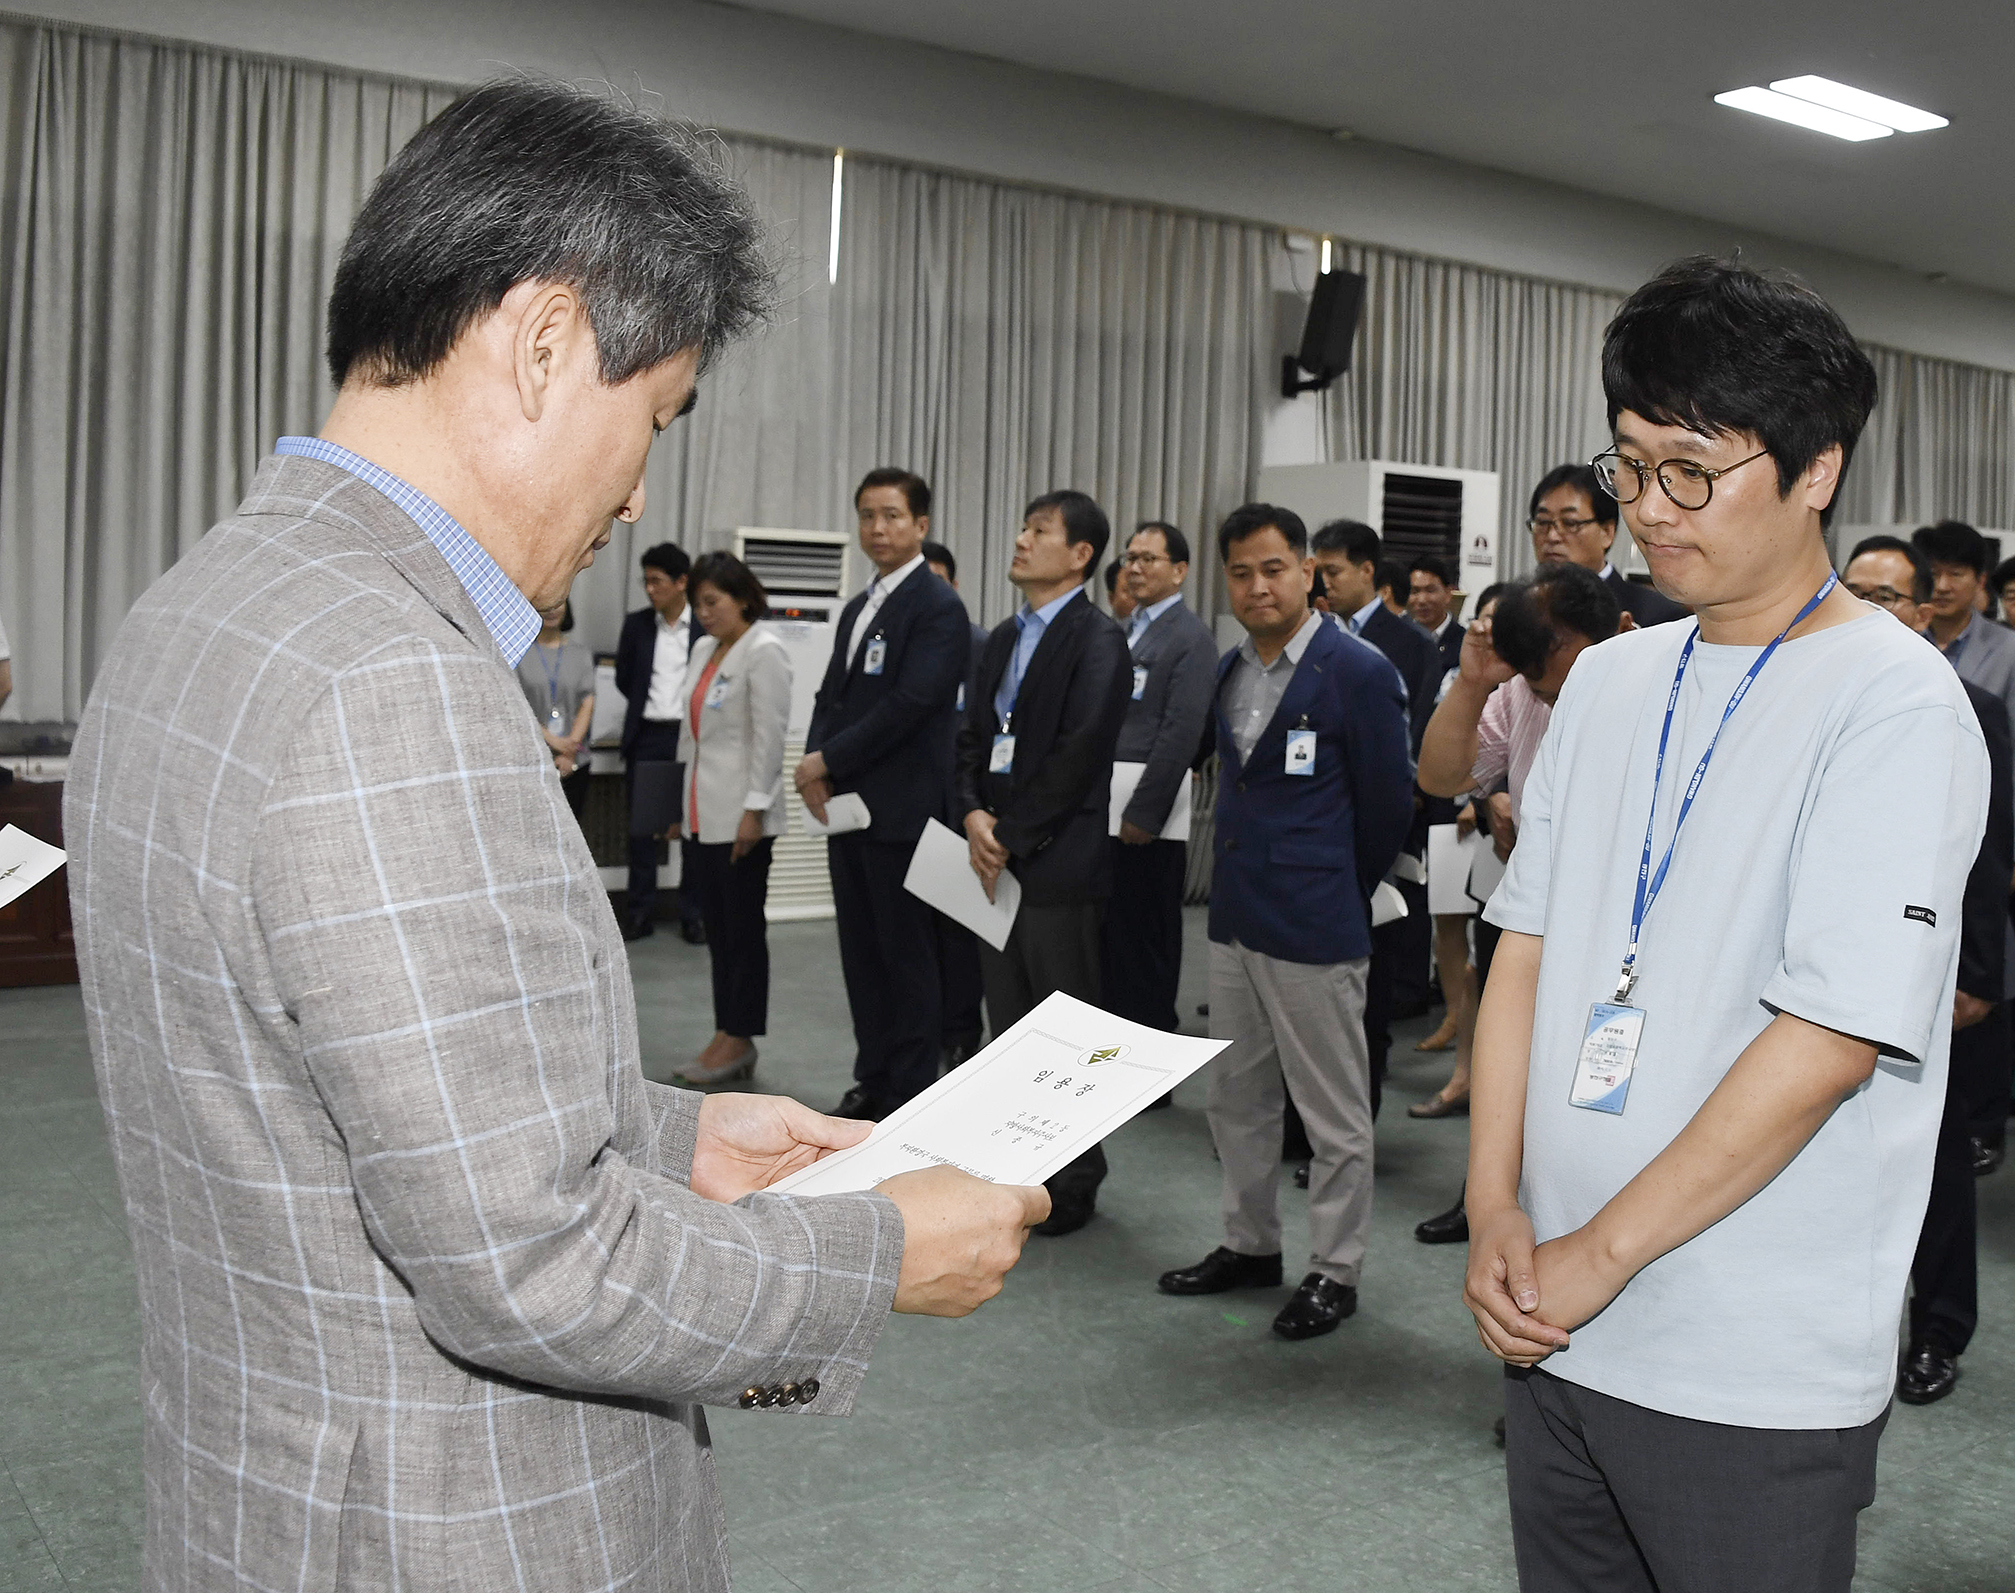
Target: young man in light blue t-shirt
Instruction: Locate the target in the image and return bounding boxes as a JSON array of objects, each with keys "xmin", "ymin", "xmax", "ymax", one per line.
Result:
[{"xmin": 1462, "ymin": 257, "xmax": 1991, "ymax": 1593}]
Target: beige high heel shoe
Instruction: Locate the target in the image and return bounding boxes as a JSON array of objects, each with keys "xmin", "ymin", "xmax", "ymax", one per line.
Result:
[{"xmin": 675, "ymin": 1044, "xmax": 758, "ymax": 1087}]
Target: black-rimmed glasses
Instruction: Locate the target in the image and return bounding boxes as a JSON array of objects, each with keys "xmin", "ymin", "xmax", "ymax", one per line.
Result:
[{"xmin": 1592, "ymin": 447, "xmax": 1769, "ymax": 511}]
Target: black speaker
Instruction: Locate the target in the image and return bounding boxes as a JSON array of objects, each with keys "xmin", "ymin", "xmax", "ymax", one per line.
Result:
[{"xmin": 1282, "ymin": 268, "xmax": 1366, "ymax": 397}]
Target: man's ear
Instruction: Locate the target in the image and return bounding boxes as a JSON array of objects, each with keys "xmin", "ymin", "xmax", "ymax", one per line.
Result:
[
  {"xmin": 1804, "ymin": 444, "xmax": 1845, "ymax": 512},
  {"xmin": 512, "ymin": 283, "xmax": 585, "ymax": 423},
  {"xmin": 1617, "ymin": 611, "xmax": 1638, "ymax": 634},
  {"xmin": 1599, "ymin": 521, "xmax": 1618, "ymax": 556}
]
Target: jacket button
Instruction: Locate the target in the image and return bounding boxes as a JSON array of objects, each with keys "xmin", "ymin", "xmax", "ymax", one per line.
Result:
[
  {"xmin": 760, "ymin": 1385, "xmax": 785, "ymax": 1408},
  {"xmin": 779, "ymin": 1382, "xmax": 801, "ymax": 1406},
  {"xmin": 739, "ymin": 1387, "xmax": 762, "ymax": 1410},
  {"xmin": 1236, "ymin": 781, "xmax": 1247, "ymax": 792},
  {"xmin": 800, "ymin": 1378, "xmax": 821, "ymax": 1403}
]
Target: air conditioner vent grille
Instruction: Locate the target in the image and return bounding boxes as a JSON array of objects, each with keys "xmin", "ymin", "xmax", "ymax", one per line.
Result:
[{"xmin": 743, "ymin": 536, "xmax": 845, "ymax": 596}]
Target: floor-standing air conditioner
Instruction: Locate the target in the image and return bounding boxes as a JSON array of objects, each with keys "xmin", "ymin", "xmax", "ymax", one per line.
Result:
[{"xmin": 734, "ymin": 528, "xmax": 859, "ymax": 922}]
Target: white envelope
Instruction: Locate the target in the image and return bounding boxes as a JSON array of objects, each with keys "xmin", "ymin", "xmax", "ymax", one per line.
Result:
[
  {"xmin": 1426, "ymin": 822, "xmax": 1479, "ymax": 916},
  {"xmin": 903, "ymin": 817, "xmax": 1021, "ymax": 951},
  {"xmin": 1106, "ymin": 762, "xmax": 1193, "ymax": 841},
  {"xmin": 799, "ymin": 792, "xmax": 871, "ymax": 836},
  {"xmin": 1370, "ymin": 879, "xmax": 1408, "ymax": 927},
  {"xmin": 767, "ymin": 990, "xmax": 1228, "ymax": 1196},
  {"xmin": 0, "ymin": 824, "xmax": 66, "ymax": 911}
]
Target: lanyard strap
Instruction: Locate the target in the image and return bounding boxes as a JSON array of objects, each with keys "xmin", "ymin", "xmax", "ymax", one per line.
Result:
[
  {"xmin": 1616, "ymin": 572, "xmax": 1837, "ymax": 1002},
  {"xmin": 540, "ymin": 644, "xmax": 564, "ymax": 711}
]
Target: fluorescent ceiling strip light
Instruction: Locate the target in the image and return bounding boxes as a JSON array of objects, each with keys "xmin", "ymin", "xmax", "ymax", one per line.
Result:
[
  {"xmin": 1713, "ymin": 86, "xmax": 1891, "ymax": 141},
  {"xmin": 1770, "ymin": 75, "xmax": 1947, "ymax": 133}
]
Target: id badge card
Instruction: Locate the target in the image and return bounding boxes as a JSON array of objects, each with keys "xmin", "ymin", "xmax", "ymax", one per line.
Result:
[
  {"xmin": 1570, "ymin": 1003, "xmax": 1645, "ymax": 1115},
  {"xmin": 863, "ymin": 636, "xmax": 887, "ymax": 676},
  {"xmin": 989, "ymin": 733, "xmax": 1016, "ymax": 774},
  {"xmin": 704, "ymin": 677, "xmax": 730, "ymax": 710},
  {"xmin": 1131, "ymin": 665, "xmax": 1149, "ymax": 701},
  {"xmin": 546, "ymin": 704, "xmax": 567, "ymax": 735},
  {"xmin": 1284, "ymin": 729, "xmax": 1316, "ymax": 776}
]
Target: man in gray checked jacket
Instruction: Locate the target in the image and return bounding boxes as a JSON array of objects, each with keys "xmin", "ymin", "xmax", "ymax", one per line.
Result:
[{"xmin": 65, "ymin": 83, "xmax": 1043, "ymax": 1593}]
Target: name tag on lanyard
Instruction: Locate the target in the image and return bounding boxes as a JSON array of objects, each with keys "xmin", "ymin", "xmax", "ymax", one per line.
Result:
[
  {"xmin": 1284, "ymin": 728, "xmax": 1316, "ymax": 776},
  {"xmin": 989, "ymin": 734, "xmax": 1016, "ymax": 774},
  {"xmin": 1131, "ymin": 665, "xmax": 1149, "ymax": 701},
  {"xmin": 704, "ymin": 676, "xmax": 730, "ymax": 710},
  {"xmin": 1570, "ymin": 1003, "xmax": 1645, "ymax": 1114},
  {"xmin": 863, "ymin": 636, "xmax": 887, "ymax": 676}
]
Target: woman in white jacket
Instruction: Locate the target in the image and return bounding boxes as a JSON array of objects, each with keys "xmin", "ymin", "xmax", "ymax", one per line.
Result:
[{"xmin": 674, "ymin": 552, "xmax": 792, "ymax": 1085}]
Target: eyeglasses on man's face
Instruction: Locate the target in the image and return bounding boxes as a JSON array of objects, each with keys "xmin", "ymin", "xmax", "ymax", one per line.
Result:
[
  {"xmin": 1592, "ymin": 448, "xmax": 1770, "ymax": 512},
  {"xmin": 1120, "ymin": 551, "xmax": 1172, "ymax": 568},
  {"xmin": 1527, "ymin": 515, "xmax": 1602, "ymax": 536},
  {"xmin": 1844, "ymin": 581, "xmax": 1916, "ymax": 614}
]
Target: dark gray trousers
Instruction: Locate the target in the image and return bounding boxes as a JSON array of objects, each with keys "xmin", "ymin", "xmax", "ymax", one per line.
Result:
[{"xmin": 1505, "ymin": 1368, "xmax": 1884, "ymax": 1593}]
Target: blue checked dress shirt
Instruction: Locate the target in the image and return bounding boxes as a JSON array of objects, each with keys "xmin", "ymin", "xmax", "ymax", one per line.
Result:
[{"xmin": 275, "ymin": 435, "xmax": 541, "ymax": 665}]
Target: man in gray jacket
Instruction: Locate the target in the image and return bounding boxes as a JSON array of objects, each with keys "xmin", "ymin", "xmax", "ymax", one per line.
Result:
[
  {"xmin": 65, "ymin": 82, "xmax": 1042, "ymax": 1593},
  {"xmin": 1100, "ymin": 520, "xmax": 1219, "ymax": 1035}
]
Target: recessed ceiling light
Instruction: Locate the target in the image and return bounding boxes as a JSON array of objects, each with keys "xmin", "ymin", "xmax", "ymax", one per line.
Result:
[
  {"xmin": 1770, "ymin": 75, "xmax": 1948, "ymax": 133},
  {"xmin": 1713, "ymin": 86, "xmax": 1892, "ymax": 142}
]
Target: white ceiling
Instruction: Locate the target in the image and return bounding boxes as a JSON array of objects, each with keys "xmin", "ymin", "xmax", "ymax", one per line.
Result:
[{"xmin": 726, "ymin": 0, "xmax": 2007, "ymax": 295}]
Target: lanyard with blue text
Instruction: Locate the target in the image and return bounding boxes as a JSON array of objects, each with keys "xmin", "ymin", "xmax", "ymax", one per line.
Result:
[
  {"xmin": 540, "ymin": 643, "xmax": 566, "ymax": 732},
  {"xmin": 1614, "ymin": 571, "xmax": 1837, "ymax": 1004}
]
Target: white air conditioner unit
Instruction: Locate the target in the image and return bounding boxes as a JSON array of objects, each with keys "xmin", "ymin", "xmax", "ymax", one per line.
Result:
[
  {"xmin": 1254, "ymin": 460, "xmax": 1503, "ymax": 601},
  {"xmin": 732, "ymin": 527, "xmax": 859, "ymax": 922}
]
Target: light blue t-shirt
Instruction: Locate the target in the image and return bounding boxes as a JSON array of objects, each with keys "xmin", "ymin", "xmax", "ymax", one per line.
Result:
[{"xmin": 1487, "ymin": 607, "xmax": 1989, "ymax": 1428}]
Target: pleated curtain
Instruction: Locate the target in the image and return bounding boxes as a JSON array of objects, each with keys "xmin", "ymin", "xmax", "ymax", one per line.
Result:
[{"xmin": 6, "ymin": 10, "xmax": 2015, "ymax": 721}]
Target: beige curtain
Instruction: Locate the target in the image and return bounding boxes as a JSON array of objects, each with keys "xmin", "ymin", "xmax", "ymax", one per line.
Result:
[{"xmin": 1838, "ymin": 345, "xmax": 2015, "ymax": 532}]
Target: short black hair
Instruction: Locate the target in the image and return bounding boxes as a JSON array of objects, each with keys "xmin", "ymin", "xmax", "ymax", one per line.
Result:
[
  {"xmin": 1472, "ymin": 581, "xmax": 1516, "ymax": 617},
  {"xmin": 856, "ymin": 468, "xmax": 931, "ymax": 519},
  {"xmin": 1846, "ymin": 534, "xmax": 1934, "ymax": 604},
  {"xmin": 328, "ymin": 81, "xmax": 773, "ymax": 387},
  {"xmin": 921, "ymin": 540, "xmax": 956, "ymax": 582},
  {"xmin": 1375, "ymin": 559, "xmax": 1408, "ymax": 598},
  {"xmin": 1408, "ymin": 554, "xmax": 1455, "ymax": 587},
  {"xmin": 1217, "ymin": 503, "xmax": 1308, "ymax": 561},
  {"xmin": 1488, "ymin": 564, "xmax": 1621, "ymax": 677},
  {"xmin": 1103, "ymin": 561, "xmax": 1122, "ymax": 595},
  {"xmin": 1913, "ymin": 519, "xmax": 1989, "ymax": 576},
  {"xmin": 1529, "ymin": 463, "xmax": 1619, "ymax": 527},
  {"xmin": 1025, "ymin": 490, "xmax": 1111, "ymax": 579},
  {"xmin": 1602, "ymin": 255, "xmax": 1877, "ymax": 530},
  {"xmin": 688, "ymin": 550, "xmax": 768, "ymax": 622},
  {"xmin": 639, "ymin": 542, "xmax": 690, "ymax": 582},
  {"xmin": 1310, "ymin": 518, "xmax": 1380, "ymax": 566},
  {"xmin": 1132, "ymin": 520, "xmax": 1191, "ymax": 566},
  {"xmin": 1990, "ymin": 556, "xmax": 2015, "ymax": 595}
]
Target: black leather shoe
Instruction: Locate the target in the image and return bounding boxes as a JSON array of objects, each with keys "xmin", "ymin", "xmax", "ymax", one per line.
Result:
[
  {"xmin": 831, "ymin": 1086, "xmax": 883, "ymax": 1121},
  {"xmin": 1415, "ymin": 1197, "xmax": 1470, "ymax": 1245},
  {"xmin": 1272, "ymin": 1273, "xmax": 1357, "ymax": 1340},
  {"xmin": 1033, "ymin": 1191, "xmax": 1096, "ymax": 1237},
  {"xmin": 1291, "ymin": 1160, "xmax": 1310, "ymax": 1190},
  {"xmin": 1157, "ymin": 1247, "xmax": 1283, "ymax": 1295},
  {"xmin": 621, "ymin": 918, "xmax": 656, "ymax": 942},
  {"xmin": 680, "ymin": 919, "xmax": 708, "ymax": 946},
  {"xmin": 1897, "ymin": 1341, "xmax": 1960, "ymax": 1405},
  {"xmin": 1972, "ymin": 1136, "xmax": 2005, "ymax": 1177}
]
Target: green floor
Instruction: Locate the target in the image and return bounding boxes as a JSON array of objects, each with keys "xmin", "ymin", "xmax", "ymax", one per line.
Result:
[{"xmin": 3, "ymin": 909, "xmax": 2011, "ymax": 1592}]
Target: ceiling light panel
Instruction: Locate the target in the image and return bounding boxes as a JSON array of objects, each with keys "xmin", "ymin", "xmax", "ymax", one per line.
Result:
[
  {"xmin": 1769, "ymin": 76, "xmax": 1948, "ymax": 133},
  {"xmin": 1713, "ymin": 86, "xmax": 1892, "ymax": 142}
]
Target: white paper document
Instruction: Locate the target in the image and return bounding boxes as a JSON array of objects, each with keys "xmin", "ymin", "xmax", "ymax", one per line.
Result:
[
  {"xmin": 768, "ymin": 991, "xmax": 1229, "ymax": 1195},
  {"xmin": 800, "ymin": 792, "xmax": 872, "ymax": 837},
  {"xmin": 1466, "ymin": 842, "xmax": 1507, "ymax": 909},
  {"xmin": 903, "ymin": 817, "xmax": 1021, "ymax": 951},
  {"xmin": 1106, "ymin": 762, "xmax": 1193, "ymax": 841},
  {"xmin": 1369, "ymin": 879, "xmax": 1408, "ymax": 927},
  {"xmin": 0, "ymin": 824, "xmax": 66, "ymax": 911},
  {"xmin": 1426, "ymin": 823, "xmax": 1478, "ymax": 916}
]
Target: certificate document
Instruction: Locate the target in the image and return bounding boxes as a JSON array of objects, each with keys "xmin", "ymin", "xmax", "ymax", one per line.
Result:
[
  {"xmin": 768, "ymin": 992, "xmax": 1228, "ymax": 1196},
  {"xmin": 0, "ymin": 824, "xmax": 65, "ymax": 912}
]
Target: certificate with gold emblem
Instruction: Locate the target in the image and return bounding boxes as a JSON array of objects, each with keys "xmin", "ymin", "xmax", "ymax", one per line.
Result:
[{"xmin": 768, "ymin": 992, "xmax": 1229, "ymax": 1195}]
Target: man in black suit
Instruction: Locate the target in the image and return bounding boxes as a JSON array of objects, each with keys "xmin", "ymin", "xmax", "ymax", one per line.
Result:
[
  {"xmin": 798, "ymin": 469, "xmax": 971, "ymax": 1119},
  {"xmin": 1407, "ymin": 553, "xmax": 1466, "ymax": 684},
  {"xmin": 1528, "ymin": 461, "xmax": 1688, "ymax": 626},
  {"xmin": 1844, "ymin": 536, "xmax": 2013, "ymax": 1408},
  {"xmin": 925, "ymin": 538, "xmax": 990, "ymax": 1065},
  {"xmin": 1312, "ymin": 519, "xmax": 1438, "ymax": 1108},
  {"xmin": 958, "ymin": 490, "xmax": 1131, "ymax": 1236},
  {"xmin": 614, "ymin": 541, "xmax": 705, "ymax": 942}
]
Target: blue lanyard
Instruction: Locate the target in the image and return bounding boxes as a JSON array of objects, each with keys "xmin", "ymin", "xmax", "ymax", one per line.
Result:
[
  {"xmin": 539, "ymin": 643, "xmax": 565, "ymax": 711},
  {"xmin": 1614, "ymin": 572, "xmax": 1837, "ymax": 1003}
]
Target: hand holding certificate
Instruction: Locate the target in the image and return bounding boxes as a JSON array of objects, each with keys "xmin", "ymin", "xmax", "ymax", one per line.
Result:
[{"xmin": 769, "ymin": 992, "xmax": 1228, "ymax": 1196}]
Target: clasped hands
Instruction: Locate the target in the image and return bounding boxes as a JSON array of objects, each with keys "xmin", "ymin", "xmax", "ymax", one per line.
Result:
[
  {"xmin": 963, "ymin": 810, "xmax": 1009, "ymax": 901},
  {"xmin": 792, "ymin": 750, "xmax": 832, "ymax": 825},
  {"xmin": 690, "ymin": 1092, "xmax": 1047, "ymax": 1317},
  {"xmin": 1463, "ymin": 1203, "xmax": 1632, "ymax": 1366}
]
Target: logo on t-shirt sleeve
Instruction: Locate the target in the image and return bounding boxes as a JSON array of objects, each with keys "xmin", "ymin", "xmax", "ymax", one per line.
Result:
[{"xmin": 1904, "ymin": 905, "xmax": 1937, "ymax": 927}]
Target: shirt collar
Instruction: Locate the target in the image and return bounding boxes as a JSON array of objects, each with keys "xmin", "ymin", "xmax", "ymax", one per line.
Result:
[
  {"xmin": 275, "ymin": 436, "xmax": 539, "ymax": 665},
  {"xmin": 1940, "ymin": 611, "xmax": 1978, "ymax": 657},
  {"xmin": 1238, "ymin": 609, "xmax": 1322, "ymax": 671},
  {"xmin": 1349, "ymin": 596, "xmax": 1382, "ymax": 635},
  {"xmin": 1131, "ymin": 593, "xmax": 1183, "ymax": 634},
  {"xmin": 1598, "ymin": 561, "xmax": 1617, "ymax": 581},
  {"xmin": 1018, "ymin": 585, "xmax": 1084, "ymax": 631},
  {"xmin": 869, "ymin": 551, "xmax": 928, "ymax": 597}
]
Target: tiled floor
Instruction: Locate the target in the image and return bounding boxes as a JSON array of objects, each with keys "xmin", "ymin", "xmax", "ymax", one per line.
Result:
[{"xmin": 3, "ymin": 909, "xmax": 2011, "ymax": 1591}]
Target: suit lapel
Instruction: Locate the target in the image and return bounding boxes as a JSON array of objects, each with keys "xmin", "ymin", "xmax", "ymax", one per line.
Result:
[
  {"xmin": 1015, "ymin": 590, "xmax": 1089, "ymax": 712},
  {"xmin": 825, "ymin": 590, "xmax": 870, "ymax": 698}
]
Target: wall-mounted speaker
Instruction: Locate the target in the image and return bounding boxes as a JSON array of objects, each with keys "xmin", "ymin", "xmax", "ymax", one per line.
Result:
[{"xmin": 1282, "ymin": 268, "xmax": 1367, "ymax": 398}]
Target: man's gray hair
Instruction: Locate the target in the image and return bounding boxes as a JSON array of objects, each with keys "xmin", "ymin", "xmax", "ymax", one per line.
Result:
[{"xmin": 326, "ymin": 80, "xmax": 774, "ymax": 388}]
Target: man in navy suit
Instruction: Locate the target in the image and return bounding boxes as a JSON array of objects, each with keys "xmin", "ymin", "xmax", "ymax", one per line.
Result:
[
  {"xmin": 958, "ymin": 491, "xmax": 1131, "ymax": 1236},
  {"xmin": 798, "ymin": 470, "xmax": 971, "ymax": 1118},
  {"xmin": 614, "ymin": 542, "xmax": 706, "ymax": 942},
  {"xmin": 1529, "ymin": 461, "xmax": 1689, "ymax": 626},
  {"xmin": 1157, "ymin": 504, "xmax": 1413, "ymax": 1339}
]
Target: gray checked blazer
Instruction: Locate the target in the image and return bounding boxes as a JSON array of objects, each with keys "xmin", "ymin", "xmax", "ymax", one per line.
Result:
[{"xmin": 66, "ymin": 454, "xmax": 902, "ymax": 1593}]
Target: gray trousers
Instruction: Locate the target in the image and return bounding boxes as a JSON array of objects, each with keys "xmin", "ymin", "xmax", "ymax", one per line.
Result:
[
  {"xmin": 1205, "ymin": 940, "xmax": 1373, "ymax": 1285},
  {"xmin": 1506, "ymin": 1368, "xmax": 1885, "ymax": 1593}
]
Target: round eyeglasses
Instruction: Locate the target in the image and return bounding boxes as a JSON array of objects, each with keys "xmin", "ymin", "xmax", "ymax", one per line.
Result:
[{"xmin": 1591, "ymin": 447, "xmax": 1769, "ymax": 512}]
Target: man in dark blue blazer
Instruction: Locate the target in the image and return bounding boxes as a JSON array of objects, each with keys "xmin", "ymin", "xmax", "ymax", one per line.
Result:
[
  {"xmin": 798, "ymin": 470, "xmax": 971, "ymax": 1118},
  {"xmin": 613, "ymin": 541, "xmax": 705, "ymax": 942},
  {"xmin": 1157, "ymin": 503, "xmax": 1413, "ymax": 1341},
  {"xmin": 957, "ymin": 491, "xmax": 1131, "ymax": 1236},
  {"xmin": 1407, "ymin": 553, "xmax": 1466, "ymax": 684}
]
